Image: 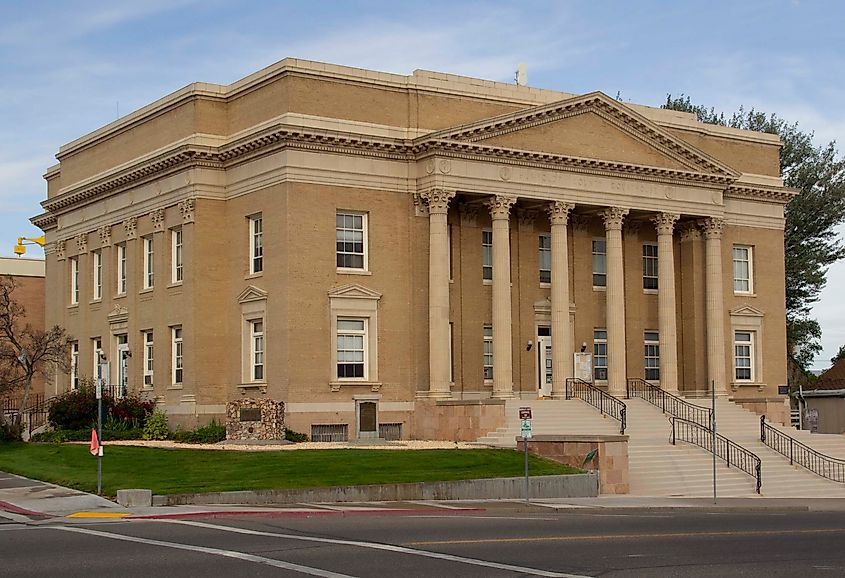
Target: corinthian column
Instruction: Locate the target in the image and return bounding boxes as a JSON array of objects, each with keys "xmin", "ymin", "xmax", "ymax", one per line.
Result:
[
  {"xmin": 421, "ymin": 188, "xmax": 455, "ymax": 398},
  {"xmin": 486, "ymin": 194, "xmax": 517, "ymax": 398},
  {"xmin": 652, "ymin": 213, "xmax": 680, "ymax": 393},
  {"xmin": 701, "ymin": 217, "xmax": 728, "ymax": 395},
  {"xmin": 601, "ymin": 207, "xmax": 629, "ymax": 396},
  {"xmin": 547, "ymin": 201, "xmax": 574, "ymax": 398}
]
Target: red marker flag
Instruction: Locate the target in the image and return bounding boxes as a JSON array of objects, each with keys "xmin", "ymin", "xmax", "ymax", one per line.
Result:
[{"xmin": 90, "ymin": 429, "xmax": 101, "ymax": 456}]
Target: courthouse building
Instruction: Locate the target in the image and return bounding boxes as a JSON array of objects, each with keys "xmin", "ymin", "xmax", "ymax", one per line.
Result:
[{"xmin": 33, "ymin": 58, "xmax": 792, "ymax": 439}]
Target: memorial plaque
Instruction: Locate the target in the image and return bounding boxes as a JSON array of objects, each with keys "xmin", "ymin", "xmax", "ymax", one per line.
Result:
[{"xmin": 239, "ymin": 408, "xmax": 261, "ymax": 422}]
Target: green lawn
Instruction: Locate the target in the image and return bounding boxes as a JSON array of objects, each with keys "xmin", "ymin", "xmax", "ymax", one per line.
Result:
[{"xmin": 0, "ymin": 443, "xmax": 580, "ymax": 497}]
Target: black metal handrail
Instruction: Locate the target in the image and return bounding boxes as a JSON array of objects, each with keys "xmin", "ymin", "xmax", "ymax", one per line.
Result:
[
  {"xmin": 626, "ymin": 377, "xmax": 712, "ymax": 429},
  {"xmin": 760, "ymin": 416, "xmax": 845, "ymax": 483},
  {"xmin": 565, "ymin": 378, "xmax": 627, "ymax": 434},
  {"xmin": 671, "ymin": 416, "xmax": 762, "ymax": 494},
  {"xmin": 25, "ymin": 396, "xmax": 54, "ymax": 437}
]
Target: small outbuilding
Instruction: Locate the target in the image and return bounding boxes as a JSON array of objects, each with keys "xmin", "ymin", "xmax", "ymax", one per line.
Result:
[{"xmin": 799, "ymin": 358, "xmax": 845, "ymax": 434}]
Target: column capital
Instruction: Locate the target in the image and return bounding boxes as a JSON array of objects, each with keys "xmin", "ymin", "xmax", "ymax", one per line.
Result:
[
  {"xmin": 485, "ymin": 194, "xmax": 517, "ymax": 220},
  {"xmin": 652, "ymin": 212, "xmax": 680, "ymax": 236},
  {"xmin": 151, "ymin": 208, "xmax": 165, "ymax": 232},
  {"xmin": 420, "ymin": 188, "xmax": 455, "ymax": 215},
  {"xmin": 547, "ymin": 201, "xmax": 575, "ymax": 225},
  {"xmin": 699, "ymin": 217, "xmax": 724, "ymax": 240},
  {"xmin": 123, "ymin": 216, "xmax": 138, "ymax": 240},
  {"xmin": 55, "ymin": 239, "xmax": 66, "ymax": 261},
  {"xmin": 600, "ymin": 207, "xmax": 629, "ymax": 231},
  {"xmin": 179, "ymin": 198, "xmax": 195, "ymax": 224},
  {"xmin": 97, "ymin": 225, "xmax": 112, "ymax": 248},
  {"xmin": 76, "ymin": 233, "xmax": 88, "ymax": 254}
]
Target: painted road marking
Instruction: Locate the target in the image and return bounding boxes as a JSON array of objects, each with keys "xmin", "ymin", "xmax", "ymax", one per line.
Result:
[
  {"xmin": 66, "ymin": 512, "xmax": 131, "ymax": 518},
  {"xmin": 165, "ymin": 519, "xmax": 588, "ymax": 578},
  {"xmin": 415, "ymin": 515, "xmax": 559, "ymax": 521},
  {"xmin": 405, "ymin": 500, "xmax": 469, "ymax": 510},
  {"xmin": 50, "ymin": 526, "xmax": 354, "ymax": 578},
  {"xmin": 404, "ymin": 527, "xmax": 845, "ymax": 546}
]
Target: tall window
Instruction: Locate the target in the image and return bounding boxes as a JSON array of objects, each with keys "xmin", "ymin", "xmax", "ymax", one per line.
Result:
[
  {"xmin": 70, "ymin": 342, "xmax": 79, "ymax": 390},
  {"xmin": 336, "ymin": 212, "xmax": 367, "ymax": 270},
  {"xmin": 143, "ymin": 236, "xmax": 154, "ymax": 289},
  {"xmin": 643, "ymin": 243, "xmax": 658, "ymax": 290},
  {"xmin": 70, "ymin": 257, "xmax": 79, "ymax": 304},
  {"xmin": 251, "ymin": 320, "xmax": 265, "ymax": 381},
  {"xmin": 592, "ymin": 239, "xmax": 607, "ymax": 287},
  {"xmin": 483, "ymin": 324, "xmax": 493, "ymax": 381},
  {"xmin": 143, "ymin": 331, "xmax": 154, "ymax": 387},
  {"xmin": 644, "ymin": 331, "xmax": 660, "ymax": 381},
  {"xmin": 734, "ymin": 331, "xmax": 754, "ymax": 381},
  {"xmin": 250, "ymin": 215, "xmax": 263, "ymax": 274},
  {"xmin": 172, "ymin": 326, "xmax": 183, "ymax": 385},
  {"xmin": 539, "ymin": 234, "xmax": 551, "ymax": 284},
  {"xmin": 593, "ymin": 329, "xmax": 608, "ymax": 381},
  {"xmin": 482, "ymin": 230, "xmax": 493, "ymax": 281},
  {"xmin": 171, "ymin": 228, "xmax": 183, "ymax": 283},
  {"xmin": 92, "ymin": 250, "xmax": 102, "ymax": 300},
  {"xmin": 336, "ymin": 318, "xmax": 366, "ymax": 379},
  {"xmin": 733, "ymin": 246, "xmax": 753, "ymax": 293},
  {"xmin": 116, "ymin": 243, "xmax": 127, "ymax": 295},
  {"xmin": 92, "ymin": 337, "xmax": 103, "ymax": 381}
]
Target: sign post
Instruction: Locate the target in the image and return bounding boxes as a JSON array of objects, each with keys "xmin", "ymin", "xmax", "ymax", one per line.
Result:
[
  {"xmin": 519, "ymin": 407, "xmax": 532, "ymax": 504},
  {"xmin": 96, "ymin": 361, "xmax": 109, "ymax": 496}
]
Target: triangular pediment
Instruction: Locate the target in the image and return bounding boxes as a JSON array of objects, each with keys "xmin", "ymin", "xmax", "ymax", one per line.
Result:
[
  {"xmin": 237, "ymin": 285, "xmax": 268, "ymax": 304},
  {"xmin": 420, "ymin": 92, "xmax": 738, "ymax": 178},
  {"xmin": 328, "ymin": 283, "xmax": 382, "ymax": 300},
  {"xmin": 730, "ymin": 304, "xmax": 764, "ymax": 317}
]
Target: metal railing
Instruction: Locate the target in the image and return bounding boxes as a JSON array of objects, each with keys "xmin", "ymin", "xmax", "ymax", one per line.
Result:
[
  {"xmin": 565, "ymin": 378, "xmax": 627, "ymax": 434},
  {"xmin": 25, "ymin": 396, "xmax": 54, "ymax": 438},
  {"xmin": 626, "ymin": 378, "xmax": 712, "ymax": 429},
  {"xmin": 761, "ymin": 416, "xmax": 845, "ymax": 483},
  {"xmin": 671, "ymin": 416, "xmax": 762, "ymax": 494}
]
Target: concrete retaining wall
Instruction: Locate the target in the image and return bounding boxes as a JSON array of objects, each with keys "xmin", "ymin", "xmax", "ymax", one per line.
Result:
[{"xmin": 152, "ymin": 473, "xmax": 598, "ymax": 506}]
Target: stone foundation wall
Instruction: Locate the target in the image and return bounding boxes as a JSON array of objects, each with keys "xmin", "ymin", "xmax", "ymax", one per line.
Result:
[
  {"xmin": 732, "ymin": 397, "xmax": 790, "ymax": 426},
  {"xmin": 226, "ymin": 398, "xmax": 285, "ymax": 440},
  {"xmin": 518, "ymin": 434, "xmax": 629, "ymax": 495},
  {"xmin": 413, "ymin": 399, "xmax": 506, "ymax": 441}
]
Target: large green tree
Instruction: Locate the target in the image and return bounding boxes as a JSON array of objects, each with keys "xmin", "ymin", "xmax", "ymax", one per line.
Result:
[{"xmin": 663, "ymin": 96, "xmax": 845, "ymax": 369}]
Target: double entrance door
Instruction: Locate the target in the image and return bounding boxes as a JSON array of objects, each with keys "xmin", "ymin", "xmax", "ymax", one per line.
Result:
[{"xmin": 537, "ymin": 327, "xmax": 553, "ymax": 397}]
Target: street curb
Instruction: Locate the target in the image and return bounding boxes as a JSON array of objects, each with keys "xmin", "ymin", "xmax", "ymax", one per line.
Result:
[
  {"xmin": 0, "ymin": 500, "xmax": 48, "ymax": 517},
  {"xmin": 128, "ymin": 507, "xmax": 486, "ymax": 520}
]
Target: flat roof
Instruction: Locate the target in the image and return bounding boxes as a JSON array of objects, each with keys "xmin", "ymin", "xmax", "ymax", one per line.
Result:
[{"xmin": 0, "ymin": 257, "xmax": 45, "ymax": 277}]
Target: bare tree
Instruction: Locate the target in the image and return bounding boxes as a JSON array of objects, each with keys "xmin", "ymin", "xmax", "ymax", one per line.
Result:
[{"xmin": 0, "ymin": 275, "xmax": 72, "ymax": 438}]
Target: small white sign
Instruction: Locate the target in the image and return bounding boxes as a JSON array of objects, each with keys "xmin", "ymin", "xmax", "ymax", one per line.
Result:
[
  {"xmin": 95, "ymin": 379, "xmax": 102, "ymax": 400},
  {"xmin": 574, "ymin": 352, "xmax": 593, "ymax": 382},
  {"xmin": 520, "ymin": 419, "xmax": 533, "ymax": 439}
]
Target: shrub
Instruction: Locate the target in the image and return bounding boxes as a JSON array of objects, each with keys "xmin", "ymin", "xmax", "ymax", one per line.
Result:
[
  {"xmin": 285, "ymin": 428, "xmax": 308, "ymax": 443},
  {"xmin": 31, "ymin": 428, "xmax": 143, "ymax": 442},
  {"xmin": 142, "ymin": 411, "xmax": 170, "ymax": 440},
  {"xmin": 111, "ymin": 395, "xmax": 155, "ymax": 428},
  {"xmin": 48, "ymin": 383, "xmax": 99, "ymax": 431},
  {"xmin": 171, "ymin": 419, "xmax": 226, "ymax": 444}
]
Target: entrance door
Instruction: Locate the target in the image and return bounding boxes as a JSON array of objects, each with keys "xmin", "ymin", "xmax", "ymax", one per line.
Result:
[
  {"xmin": 116, "ymin": 334, "xmax": 129, "ymax": 397},
  {"xmin": 358, "ymin": 401, "xmax": 378, "ymax": 439},
  {"xmin": 537, "ymin": 328, "xmax": 553, "ymax": 397}
]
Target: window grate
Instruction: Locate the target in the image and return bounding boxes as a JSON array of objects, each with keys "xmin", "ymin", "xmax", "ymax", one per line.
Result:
[
  {"xmin": 311, "ymin": 424, "xmax": 349, "ymax": 442},
  {"xmin": 378, "ymin": 423, "xmax": 402, "ymax": 441}
]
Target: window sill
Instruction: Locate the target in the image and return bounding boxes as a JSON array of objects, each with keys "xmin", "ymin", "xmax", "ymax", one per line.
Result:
[
  {"xmin": 337, "ymin": 268, "xmax": 372, "ymax": 276},
  {"xmin": 89, "ymin": 298, "xmax": 102, "ymax": 305},
  {"xmin": 643, "ymin": 289, "xmax": 658, "ymax": 295},
  {"xmin": 482, "ymin": 279, "xmax": 492, "ymax": 286},
  {"xmin": 245, "ymin": 272, "xmax": 264, "ymax": 280},
  {"xmin": 540, "ymin": 282, "xmax": 551, "ymax": 289},
  {"xmin": 168, "ymin": 281, "xmax": 183, "ymax": 289},
  {"xmin": 140, "ymin": 287, "xmax": 154, "ymax": 295},
  {"xmin": 734, "ymin": 292, "xmax": 757, "ymax": 298},
  {"xmin": 592, "ymin": 286, "xmax": 607, "ymax": 292},
  {"xmin": 114, "ymin": 293, "xmax": 126, "ymax": 300},
  {"xmin": 68, "ymin": 303, "xmax": 79, "ymax": 309},
  {"xmin": 330, "ymin": 380, "xmax": 381, "ymax": 392},
  {"xmin": 238, "ymin": 382, "xmax": 268, "ymax": 395},
  {"xmin": 731, "ymin": 381, "xmax": 764, "ymax": 392},
  {"xmin": 167, "ymin": 385, "xmax": 183, "ymax": 390}
]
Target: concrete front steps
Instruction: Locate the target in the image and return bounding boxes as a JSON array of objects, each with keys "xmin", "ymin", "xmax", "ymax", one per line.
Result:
[
  {"xmin": 474, "ymin": 397, "xmax": 622, "ymax": 447},
  {"xmin": 683, "ymin": 397, "xmax": 845, "ymax": 497}
]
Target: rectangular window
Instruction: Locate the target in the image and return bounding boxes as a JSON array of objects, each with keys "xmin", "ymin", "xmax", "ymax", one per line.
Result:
[
  {"xmin": 593, "ymin": 329, "xmax": 608, "ymax": 381},
  {"xmin": 143, "ymin": 237, "xmax": 154, "ymax": 289},
  {"xmin": 70, "ymin": 257, "xmax": 79, "ymax": 304},
  {"xmin": 539, "ymin": 234, "xmax": 551, "ymax": 284},
  {"xmin": 734, "ymin": 331, "xmax": 754, "ymax": 381},
  {"xmin": 250, "ymin": 216, "xmax": 263, "ymax": 274},
  {"xmin": 733, "ymin": 246, "xmax": 753, "ymax": 293},
  {"xmin": 482, "ymin": 230, "xmax": 493, "ymax": 281},
  {"xmin": 171, "ymin": 229, "xmax": 183, "ymax": 283},
  {"xmin": 483, "ymin": 324, "xmax": 493, "ymax": 381},
  {"xmin": 592, "ymin": 239, "xmax": 607, "ymax": 287},
  {"xmin": 143, "ymin": 331, "xmax": 154, "ymax": 386},
  {"xmin": 116, "ymin": 244, "xmax": 127, "ymax": 295},
  {"xmin": 336, "ymin": 212, "xmax": 367, "ymax": 270},
  {"xmin": 92, "ymin": 250, "xmax": 102, "ymax": 300},
  {"xmin": 251, "ymin": 320, "xmax": 264, "ymax": 381},
  {"xmin": 92, "ymin": 337, "xmax": 103, "ymax": 380},
  {"xmin": 70, "ymin": 342, "xmax": 79, "ymax": 390},
  {"xmin": 644, "ymin": 331, "xmax": 660, "ymax": 381},
  {"xmin": 172, "ymin": 326, "xmax": 183, "ymax": 385},
  {"xmin": 336, "ymin": 318, "xmax": 366, "ymax": 379},
  {"xmin": 643, "ymin": 243, "xmax": 658, "ymax": 290}
]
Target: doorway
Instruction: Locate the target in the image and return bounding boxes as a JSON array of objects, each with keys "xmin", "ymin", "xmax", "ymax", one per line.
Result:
[{"xmin": 537, "ymin": 327, "xmax": 552, "ymax": 397}]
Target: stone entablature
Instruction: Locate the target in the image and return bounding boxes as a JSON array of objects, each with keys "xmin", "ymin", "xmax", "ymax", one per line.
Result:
[{"xmin": 226, "ymin": 398, "xmax": 285, "ymax": 440}]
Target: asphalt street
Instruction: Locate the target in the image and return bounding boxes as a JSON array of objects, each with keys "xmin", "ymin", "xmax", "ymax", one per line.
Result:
[{"xmin": 3, "ymin": 508, "xmax": 845, "ymax": 577}]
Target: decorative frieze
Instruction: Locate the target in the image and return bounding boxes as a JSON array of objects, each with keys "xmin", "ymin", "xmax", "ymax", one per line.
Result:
[
  {"xmin": 599, "ymin": 207, "xmax": 629, "ymax": 231},
  {"xmin": 485, "ymin": 194, "xmax": 517, "ymax": 220},
  {"xmin": 98, "ymin": 225, "xmax": 112, "ymax": 247},
  {"xmin": 55, "ymin": 240, "xmax": 66, "ymax": 261},
  {"xmin": 151, "ymin": 208, "xmax": 165, "ymax": 232},
  {"xmin": 420, "ymin": 188, "xmax": 455, "ymax": 215},
  {"xmin": 699, "ymin": 217, "xmax": 724, "ymax": 240},
  {"xmin": 547, "ymin": 201, "xmax": 575, "ymax": 226},
  {"xmin": 652, "ymin": 212, "xmax": 680, "ymax": 236},
  {"xmin": 124, "ymin": 216, "xmax": 138, "ymax": 240},
  {"xmin": 179, "ymin": 198, "xmax": 195, "ymax": 223},
  {"xmin": 75, "ymin": 233, "xmax": 88, "ymax": 254}
]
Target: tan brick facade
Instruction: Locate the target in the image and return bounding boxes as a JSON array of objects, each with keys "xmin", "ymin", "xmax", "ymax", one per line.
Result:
[{"xmin": 34, "ymin": 58, "xmax": 792, "ymax": 437}]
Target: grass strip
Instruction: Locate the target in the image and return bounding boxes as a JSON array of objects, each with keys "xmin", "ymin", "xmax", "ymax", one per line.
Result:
[{"xmin": 0, "ymin": 443, "xmax": 581, "ymax": 497}]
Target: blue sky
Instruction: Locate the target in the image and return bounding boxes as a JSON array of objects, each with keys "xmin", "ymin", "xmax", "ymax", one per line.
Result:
[{"xmin": 1, "ymin": 1, "xmax": 843, "ymax": 368}]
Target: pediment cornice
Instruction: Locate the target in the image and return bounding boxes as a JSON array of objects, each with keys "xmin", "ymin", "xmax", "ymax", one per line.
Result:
[
  {"xmin": 730, "ymin": 304, "xmax": 764, "ymax": 317},
  {"xmin": 328, "ymin": 283, "xmax": 382, "ymax": 300},
  {"xmin": 237, "ymin": 285, "xmax": 268, "ymax": 304}
]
